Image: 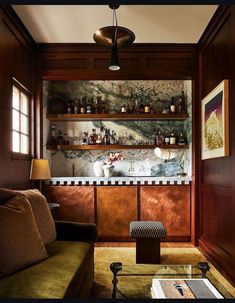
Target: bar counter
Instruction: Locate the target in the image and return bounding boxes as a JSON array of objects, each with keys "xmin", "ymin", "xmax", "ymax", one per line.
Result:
[{"xmin": 45, "ymin": 176, "xmax": 192, "ymax": 242}]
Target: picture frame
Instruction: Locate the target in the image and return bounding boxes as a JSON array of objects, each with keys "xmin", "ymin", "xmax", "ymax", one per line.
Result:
[{"xmin": 201, "ymin": 79, "xmax": 229, "ymax": 160}]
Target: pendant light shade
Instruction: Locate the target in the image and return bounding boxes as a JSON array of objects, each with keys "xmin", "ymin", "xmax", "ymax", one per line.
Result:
[
  {"xmin": 93, "ymin": 5, "xmax": 135, "ymax": 71},
  {"xmin": 109, "ymin": 44, "xmax": 120, "ymax": 71}
]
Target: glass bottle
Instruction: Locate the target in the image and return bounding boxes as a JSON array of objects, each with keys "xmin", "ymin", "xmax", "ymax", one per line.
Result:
[
  {"xmin": 103, "ymin": 129, "xmax": 110, "ymax": 145},
  {"xmin": 82, "ymin": 132, "xmax": 89, "ymax": 145},
  {"xmin": 80, "ymin": 97, "xmax": 86, "ymax": 114},
  {"xmin": 86, "ymin": 98, "xmax": 92, "ymax": 114},
  {"xmin": 121, "ymin": 104, "xmax": 127, "ymax": 113},
  {"xmin": 178, "ymin": 131, "xmax": 187, "ymax": 145},
  {"xmin": 155, "ymin": 130, "xmax": 164, "ymax": 146},
  {"xmin": 129, "ymin": 101, "xmax": 135, "ymax": 114},
  {"xmin": 164, "ymin": 131, "xmax": 170, "ymax": 145},
  {"xmin": 140, "ymin": 99, "xmax": 145, "ymax": 113},
  {"xmin": 110, "ymin": 130, "xmax": 116, "ymax": 145},
  {"xmin": 89, "ymin": 129, "xmax": 97, "ymax": 145},
  {"xmin": 96, "ymin": 131, "xmax": 103, "ymax": 145},
  {"xmin": 73, "ymin": 98, "xmax": 79, "ymax": 114},
  {"xmin": 134, "ymin": 100, "xmax": 140, "ymax": 114},
  {"xmin": 101, "ymin": 99, "xmax": 106, "ymax": 114},
  {"xmin": 170, "ymin": 97, "xmax": 176, "ymax": 113},
  {"xmin": 178, "ymin": 91, "xmax": 186, "ymax": 113},
  {"xmin": 93, "ymin": 97, "xmax": 98, "ymax": 114},
  {"xmin": 67, "ymin": 102, "xmax": 72, "ymax": 114},
  {"xmin": 144, "ymin": 100, "xmax": 151, "ymax": 113},
  {"xmin": 49, "ymin": 124, "xmax": 57, "ymax": 145},
  {"xmin": 63, "ymin": 133, "xmax": 70, "ymax": 145},
  {"xmin": 170, "ymin": 130, "xmax": 176, "ymax": 145},
  {"xmin": 57, "ymin": 130, "xmax": 64, "ymax": 145}
]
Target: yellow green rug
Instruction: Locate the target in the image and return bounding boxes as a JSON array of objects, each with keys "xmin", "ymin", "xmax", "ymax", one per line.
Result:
[{"xmin": 90, "ymin": 247, "xmax": 235, "ymax": 299}]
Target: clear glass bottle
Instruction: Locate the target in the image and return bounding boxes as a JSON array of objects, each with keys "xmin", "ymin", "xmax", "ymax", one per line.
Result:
[
  {"xmin": 170, "ymin": 130, "xmax": 176, "ymax": 145},
  {"xmin": 121, "ymin": 104, "xmax": 127, "ymax": 113},
  {"xmin": 164, "ymin": 131, "xmax": 170, "ymax": 145},
  {"xmin": 86, "ymin": 98, "xmax": 92, "ymax": 114},
  {"xmin": 73, "ymin": 98, "xmax": 79, "ymax": 114},
  {"xmin": 110, "ymin": 130, "xmax": 117, "ymax": 145},
  {"xmin": 170, "ymin": 97, "xmax": 176, "ymax": 113},
  {"xmin": 80, "ymin": 97, "xmax": 86, "ymax": 114},
  {"xmin": 96, "ymin": 131, "xmax": 102, "ymax": 145}
]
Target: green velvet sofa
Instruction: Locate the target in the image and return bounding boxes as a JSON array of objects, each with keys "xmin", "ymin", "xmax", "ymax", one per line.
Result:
[{"xmin": 0, "ymin": 220, "xmax": 97, "ymax": 299}]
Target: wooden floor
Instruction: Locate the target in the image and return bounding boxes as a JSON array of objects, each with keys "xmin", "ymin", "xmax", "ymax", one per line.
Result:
[{"xmin": 95, "ymin": 242, "xmax": 194, "ymax": 248}]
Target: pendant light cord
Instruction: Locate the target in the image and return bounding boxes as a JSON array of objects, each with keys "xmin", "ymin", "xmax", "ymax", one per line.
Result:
[{"xmin": 112, "ymin": 8, "xmax": 118, "ymax": 45}]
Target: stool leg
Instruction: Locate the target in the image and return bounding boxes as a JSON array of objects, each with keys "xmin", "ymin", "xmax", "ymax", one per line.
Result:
[{"xmin": 136, "ymin": 238, "xmax": 160, "ymax": 264}]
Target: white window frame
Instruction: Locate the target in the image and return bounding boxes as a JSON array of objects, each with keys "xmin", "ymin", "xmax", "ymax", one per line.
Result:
[{"xmin": 11, "ymin": 79, "xmax": 32, "ymax": 161}]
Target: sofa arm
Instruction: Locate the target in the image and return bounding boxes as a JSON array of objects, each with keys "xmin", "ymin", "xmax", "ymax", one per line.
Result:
[{"xmin": 55, "ymin": 220, "xmax": 97, "ymax": 242}]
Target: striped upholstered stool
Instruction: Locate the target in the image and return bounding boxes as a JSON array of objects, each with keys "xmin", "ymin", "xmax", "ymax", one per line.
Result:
[{"xmin": 130, "ymin": 221, "xmax": 167, "ymax": 264}]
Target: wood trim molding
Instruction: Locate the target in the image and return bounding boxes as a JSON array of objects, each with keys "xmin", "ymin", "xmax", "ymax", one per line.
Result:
[
  {"xmin": 198, "ymin": 5, "xmax": 230, "ymax": 51},
  {"xmin": 37, "ymin": 43, "xmax": 197, "ymax": 53},
  {"xmin": 199, "ymin": 238, "xmax": 235, "ymax": 287},
  {"xmin": 1, "ymin": 6, "xmax": 36, "ymax": 48}
]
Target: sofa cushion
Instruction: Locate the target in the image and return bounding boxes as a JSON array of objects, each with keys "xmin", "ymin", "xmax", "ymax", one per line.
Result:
[
  {"xmin": 0, "ymin": 241, "xmax": 94, "ymax": 298},
  {"xmin": 0, "ymin": 196, "xmax": 48, "ymax": 278},
  {"xmin": 0, "ymin": 188, "xmax": 56, "ymax": 245}
]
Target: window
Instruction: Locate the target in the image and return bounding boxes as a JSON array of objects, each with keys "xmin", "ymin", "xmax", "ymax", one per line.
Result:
[{"xmin": 12, "ymin": 81, "xmax": 31, "ymax": 159}]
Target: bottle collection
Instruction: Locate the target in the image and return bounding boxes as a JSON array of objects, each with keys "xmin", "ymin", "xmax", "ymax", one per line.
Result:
[
  {"xmin": 154, "ymin": 129, "xmax": 187, "ymax": 146},
  {"xmin": 63, "ymin": 91, "xmax": 186, "ymax": 115},
  {"xmin": 48, "ymin": 124, "xmax": 187, "ymax": 147}
]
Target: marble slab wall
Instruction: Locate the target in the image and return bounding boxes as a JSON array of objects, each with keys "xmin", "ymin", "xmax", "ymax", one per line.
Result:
[{"xmin": 43, "ymin": 80, "xmax": 192, "ymax": 177}]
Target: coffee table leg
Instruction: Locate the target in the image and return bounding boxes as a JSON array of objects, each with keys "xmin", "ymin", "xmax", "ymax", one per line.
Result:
[
  {"xmin": 110, "ymin": 262, "xmax": 123, "ymax": 299},
  {"xmin": 197, "ymin": 262, "xmax": 210, "ymax": 278}
]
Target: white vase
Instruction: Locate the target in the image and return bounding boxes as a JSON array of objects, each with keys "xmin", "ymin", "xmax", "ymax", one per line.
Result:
[
  {"xmin": 93, "ymin": 161, "xmax": 105, "ymax": 177},
  {"xmin": 102, "ymin": 164, "xmax": 114, "ymax": 178}
]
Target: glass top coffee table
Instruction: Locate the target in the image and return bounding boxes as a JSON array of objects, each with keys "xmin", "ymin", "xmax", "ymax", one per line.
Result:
[{"xmin": 110, "ymin": 262, "xmax": 233, "ymax": 299}]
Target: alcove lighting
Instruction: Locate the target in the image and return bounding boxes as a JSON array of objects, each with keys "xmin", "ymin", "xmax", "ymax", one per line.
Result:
[{"xmin": 93, "ymin": 5, "xmax": 135, "ymax": 71}]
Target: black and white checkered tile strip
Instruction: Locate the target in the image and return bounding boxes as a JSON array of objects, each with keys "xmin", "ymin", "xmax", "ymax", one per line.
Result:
[{"xmin": 130, "ymin": 221, "xmax": 167, "ymax": 239}]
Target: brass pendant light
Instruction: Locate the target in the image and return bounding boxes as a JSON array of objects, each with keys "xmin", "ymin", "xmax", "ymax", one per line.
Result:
[{"xmin": 93, "ymin": 5, "xmax": 135, "ymax": 71}]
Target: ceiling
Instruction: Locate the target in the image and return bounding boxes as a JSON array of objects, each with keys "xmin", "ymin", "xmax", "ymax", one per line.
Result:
[{"xmin": 13, "ymin": 5, "xmax": 218, "ymax": 44}]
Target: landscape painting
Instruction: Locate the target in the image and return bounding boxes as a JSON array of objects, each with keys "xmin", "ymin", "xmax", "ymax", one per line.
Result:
[{"xmin": 201, "ymin": 80, "xmax": 229, "ymax": 160}]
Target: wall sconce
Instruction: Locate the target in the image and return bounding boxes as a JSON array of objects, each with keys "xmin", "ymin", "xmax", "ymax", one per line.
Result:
[{"xmin": 93, "ymin": 5, "xmax": 135, "ymax": 71}]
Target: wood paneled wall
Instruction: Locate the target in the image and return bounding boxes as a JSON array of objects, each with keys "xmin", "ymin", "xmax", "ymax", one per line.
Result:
[
  {"xmin": 37, "ymin": 43, "xmax": 196, "ymax": 80},
  {"xmin": 0, "ymin": 7, "xmax": 35, "ymax": 187},
  {"xmin": 198, "ymin": 5, "xmax": 235, "ymax": 285}
]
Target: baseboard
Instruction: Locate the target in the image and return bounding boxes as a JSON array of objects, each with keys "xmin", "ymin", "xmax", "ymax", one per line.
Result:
[{"xmin": 199, "ymin": 238, "xmax": 235, "ymax": 287}]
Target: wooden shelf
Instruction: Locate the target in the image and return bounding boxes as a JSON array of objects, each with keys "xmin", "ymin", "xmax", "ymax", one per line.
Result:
[
  {"xmin": 46, "ymin": 113, "xmax": 189, "ymax": 121},
  {"xmin": 46, "ymin": 144, "xmax": 189, "ymax": 151}
]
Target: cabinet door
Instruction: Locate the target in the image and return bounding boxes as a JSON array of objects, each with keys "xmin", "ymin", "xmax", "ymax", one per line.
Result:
[
  {"xmin": 44, "ymin": 186, "xmax": 95, "ymax": 223},
  {"xmin": 97, "ymin": 186, "xmax": 138, "ymax": 240},
  {"xmin": 140, "ymin": 186, "xmax": 190, "ymax": 239}
]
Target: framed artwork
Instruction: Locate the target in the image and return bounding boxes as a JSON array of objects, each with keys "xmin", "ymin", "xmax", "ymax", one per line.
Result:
[{"xmin": 201, "ymin": 80, "xmax": 229, "ymax": 160}]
